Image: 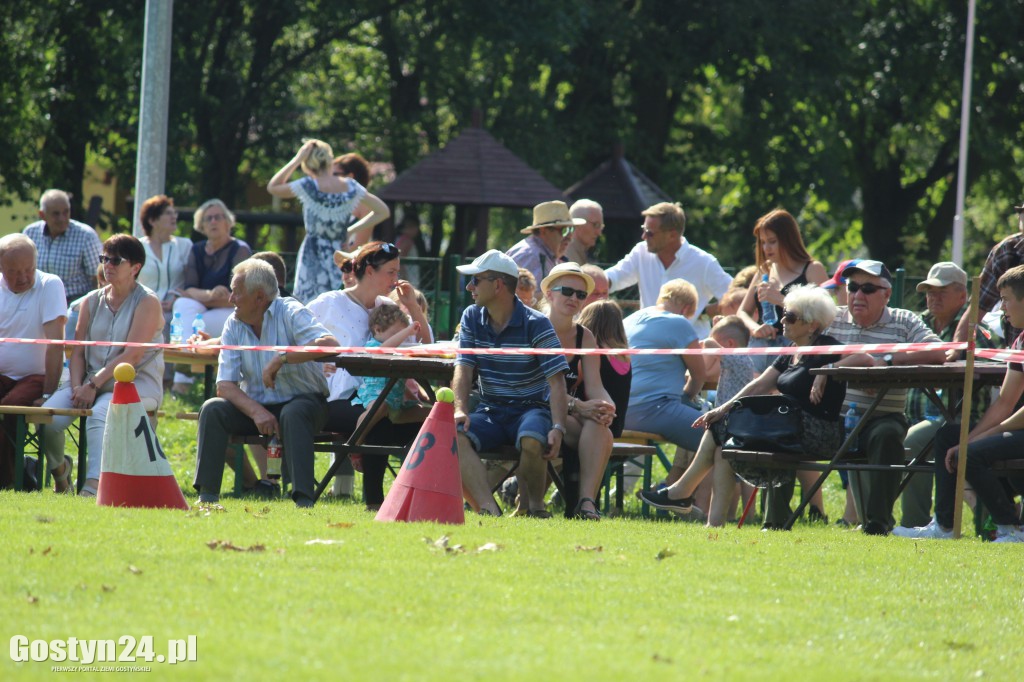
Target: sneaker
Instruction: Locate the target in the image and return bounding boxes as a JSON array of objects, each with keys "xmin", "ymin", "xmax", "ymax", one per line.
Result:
[
  {"xmin": 993, "ymin": 525, "xmax": 1024, "ymax": 543},
  {"xmin": 892, "ymin": 518, "xmax": 953, "ymax": 540},
  {"xmin": 638, "ymin": 486, "xmax": 694, "ymax": 515}
]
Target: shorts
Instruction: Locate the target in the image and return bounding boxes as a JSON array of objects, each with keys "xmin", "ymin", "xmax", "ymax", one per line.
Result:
[{"xmin": 460, "ymin": 402, "xmax": 552, "ymax": 453}]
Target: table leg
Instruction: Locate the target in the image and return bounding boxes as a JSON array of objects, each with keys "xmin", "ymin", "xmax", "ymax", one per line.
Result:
[{"xmin": 784, "ymin": 389, "xmax": 888, "ymax": 529}]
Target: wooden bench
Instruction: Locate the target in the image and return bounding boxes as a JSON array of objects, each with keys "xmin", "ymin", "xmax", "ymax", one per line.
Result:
[
  {"xmin": 721, "ymin": 448, "xmax": 933, "ymax": 528},
  {"xmin": 605, "ymin": 431, "xmax": 673, "ymax": 517},
  {"xmin": 2, "ymin": 405, "xmax": 92, "ymax": 493}
]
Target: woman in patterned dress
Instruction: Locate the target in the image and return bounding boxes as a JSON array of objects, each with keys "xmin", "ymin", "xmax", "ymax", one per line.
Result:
[{"xmin": 267, "ymin": 139, "xmax": 389, "ymax": 303}]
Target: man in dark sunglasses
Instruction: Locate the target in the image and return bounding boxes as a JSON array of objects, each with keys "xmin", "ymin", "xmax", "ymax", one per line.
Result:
[
  {"xmin": 826, "ymin": 259, "xmax": 946, "ymax": 536},
  {"xmin": 453, "ymin": 249, "xmax": 570, "ymax": 517}
]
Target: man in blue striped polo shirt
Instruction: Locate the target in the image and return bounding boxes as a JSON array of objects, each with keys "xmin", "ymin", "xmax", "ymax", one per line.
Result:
[
  {"xmin": 453, "ymin": 250, "xmax": 569, "ymax": 517},
  {"xmin": 193, "ymin": 259, "xmax": 339, "ymax": 507}
]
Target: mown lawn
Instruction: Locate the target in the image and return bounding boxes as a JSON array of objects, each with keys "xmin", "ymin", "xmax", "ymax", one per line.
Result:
[{"xmin": 3, "ymin": 387, "xmax": 1022, "ymax": 680}]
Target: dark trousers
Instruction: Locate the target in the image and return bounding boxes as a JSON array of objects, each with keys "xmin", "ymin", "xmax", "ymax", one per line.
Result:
[
  {"xmin": 848, "ymin": 412, "xmax": 909, "ymax": 530},
  {"xmin": 934, "ymin": 423, "xmax": 1024, "ymax": 527},
  {"xmin": 194, "ymin": 393, "xmax": 327, "ymax": 501},
  {"xmin": 327, "ymin": 398, "xmax": 423, "ymax": 506},
  {"xmin": 0, "ymin": 374, "xmax": 44, "ymax": 488}
]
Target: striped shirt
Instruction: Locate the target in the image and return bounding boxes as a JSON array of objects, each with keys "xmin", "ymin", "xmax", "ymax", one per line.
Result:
[
  {"xmin": 218, "ymin": 296, "xmax": 331, "ymax": 404},
  {"xmin": 456, "ymin": 298, "xmax": 568, "ymax": 405},
  {"xmin": 23, "ymin": 220, "xmax": 103, "ymax": 300},
  {"xmin": 827, "ymin": 306, "xmax": 941, "ymax": 415}
]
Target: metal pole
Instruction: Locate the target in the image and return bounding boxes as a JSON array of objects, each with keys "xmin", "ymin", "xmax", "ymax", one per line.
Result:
[
  {"xmin": 132, "ymin": 0, "xmax": 174, "ymax": 237},
  {"xmin": 951, "ymin": 0, "xmax": 977, "ymax": 266}
]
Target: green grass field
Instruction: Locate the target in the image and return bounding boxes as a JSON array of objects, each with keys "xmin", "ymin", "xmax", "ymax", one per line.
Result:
[{"xmin": 3, "ymin": 388, "xmax": 1023, "ymax": 680}]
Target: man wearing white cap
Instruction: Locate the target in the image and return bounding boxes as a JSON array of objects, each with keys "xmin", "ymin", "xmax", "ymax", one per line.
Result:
[
  {"xmin": 898, "ymin": 262, "xmax": 996, "ymax": 529},
  {"xmin": 453, "ymin": 250, "xmax": 569, "ymax": 517},
  {"xmin": 506, "ymin": 200, "xmax": 584, "ymax": 286},
  {"xmin": 604, "ymin": 202, "xmax": 732, "ymax": 338},
  {"xmin": 826, "ymin": 260, "xmax": 946, "ymax": 535}
]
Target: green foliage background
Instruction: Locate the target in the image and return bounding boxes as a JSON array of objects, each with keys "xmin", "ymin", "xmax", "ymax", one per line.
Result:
[{"xmin": 2, "ymin": 0, "xmax": 1023, "ymax": 274}]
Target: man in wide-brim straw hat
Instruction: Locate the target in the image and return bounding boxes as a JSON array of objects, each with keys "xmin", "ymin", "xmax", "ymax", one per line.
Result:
[{"xmin": 506, "ymin": 200, "xmax": 585, "ymax": 287}]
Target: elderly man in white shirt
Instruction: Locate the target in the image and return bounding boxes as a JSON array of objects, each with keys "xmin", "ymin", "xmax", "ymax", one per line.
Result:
[
  {"xmin": 605, "ymin": 202, "xmax": 732, "ymax": 338},
  {"xmin": 0, "ymin": 234, "xmax": 67, "ymax": 489},
  {"xmin": 193, "ymin": 259, "xmax": 339, "ymax": 507}
]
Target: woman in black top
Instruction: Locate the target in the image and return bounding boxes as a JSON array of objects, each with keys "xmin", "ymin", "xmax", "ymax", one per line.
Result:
[
  {"xmin": 542, "ymin": 263, "xmax": 616, "ymax": 521},
  {"xmin": 644, "ymin": 286, "xmax": 870, "ymax": 527}
]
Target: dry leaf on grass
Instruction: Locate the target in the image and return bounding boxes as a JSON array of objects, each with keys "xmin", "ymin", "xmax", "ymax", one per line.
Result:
[
  {"xmin": 655, "ymin": 548, "xmax": 675, "ymax": 561},
  {"xmin": 35, "ymin": 515, "xmax": 54, "ymax": 523},
  {"xmin": 42, "ymin": 547, "xmax": 52, "ymax": 556},
  {"xmin": 244, "ymin": 506, "xmax": 271, "ymax": 518},
  {"xmin": 327, "ymin": 521, "xmax": 354, "ymax": 529},
  {"xmin": 187, "ymin": 503, "xmax": 227, "ymax": 517},
  {"xmin": 128, "ymin": 565, "xmax": 142, "ymax": 574},
  {"xmin": 575, "ymin": 545, "xmax": 603, "ymax": 552},
  {"xmin": 206, "ymin": 540, "xmax": 266, "ymax": 552},
  {"xmin": 304, "ymin": 539, "xmax": 344, "ymax": 545},
  {"xmin": 102, "ymin": 585, "xmax": 116, "ymax": 593},
  {"xmin": 26, "ymin": 594, "xmax": 38, "ymax": 604},
  {"xmin": 476, "ymin": 542, "xmax": 503, "ymax": 553},
  {"xmin": 424, "ymin": 535, "xmax": 464, "ymax": 554}
]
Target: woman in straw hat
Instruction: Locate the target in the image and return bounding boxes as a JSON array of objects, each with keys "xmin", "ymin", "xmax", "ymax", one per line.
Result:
[{"xmin": 541, "ymin": 262, "xmax": 616, "ymax": 520}]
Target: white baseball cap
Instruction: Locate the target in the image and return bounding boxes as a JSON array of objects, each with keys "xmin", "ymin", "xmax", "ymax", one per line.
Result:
[{"xmin": 456, "ymin": 249, "xmax": 520, "ymax": 279}]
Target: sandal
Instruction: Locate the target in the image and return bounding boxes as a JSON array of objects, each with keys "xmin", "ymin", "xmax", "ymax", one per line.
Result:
[
  {"xmin": 573, "ymin": 497, "xmax": 601, "ymax": 521},
  {"xmin": 79, "ymin": 481, "xmax": 98, "ymax": 498},
  {"xmin": 51, "ymin": 456, "xmax": 74, "ymax": 494},
  {"xmin": 526, "ymin": 509, "xmax": 552, "ymax": 519}
]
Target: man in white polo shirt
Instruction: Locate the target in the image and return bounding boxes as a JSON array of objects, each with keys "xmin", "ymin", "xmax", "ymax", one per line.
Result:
[
  {"xmin": 0, "ymin": 234, "xmax": 67, "ymax": 489},
  {"xmin": 827, "ymin": 260, "xmax": 946, "ymax": 535},
  {"xmin": 605, "ymin": 202, "xmax": 732, "ymax": 338}
]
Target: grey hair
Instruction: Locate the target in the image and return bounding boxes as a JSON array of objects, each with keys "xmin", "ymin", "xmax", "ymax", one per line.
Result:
[
  {"xmin": 570, "ymin": 199, "xmax": 603, "ymax": 218},
  {"xmin": 0, "ymin": 233, "xmax": 37, "ymax": 261},
  {"xmin": 39, "ymin": 189, "xmax": 70, "ymax": 211},
  {"xmin": 581, "ymin": 263, "xmax": 608, "ymax": 286},
  {"xmin": 232, "ymin": 259, "xmax": 279, "ymax": 300},
  {"xmin": 194, "ymin": 198, "xmax": 236, "ymax": 234},
  {"xmin": 783, "ymin": 285, "xmax": 836, "ymax": 331}
]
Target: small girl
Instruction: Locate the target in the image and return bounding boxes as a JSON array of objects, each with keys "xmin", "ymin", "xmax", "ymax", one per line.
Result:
[{"xmin": 354, "ymin": 303, "xmax": 430, "ymax": 431}]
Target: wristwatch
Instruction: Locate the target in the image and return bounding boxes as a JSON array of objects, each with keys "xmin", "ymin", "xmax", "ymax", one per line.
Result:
[
  {"xmin": 86, "ymin": 378, "xmax": 99, "ymax": 390},
  {"xmin": 278, "ymin": 351, "xmax": 288, "ymax": 365},
  {"xmin": 883, "ymin": 353, "xmax": 894, "ymax": 367},
  {"xmin": 551, "ymin": 423, "xmax": 567, "ymax": 435}
]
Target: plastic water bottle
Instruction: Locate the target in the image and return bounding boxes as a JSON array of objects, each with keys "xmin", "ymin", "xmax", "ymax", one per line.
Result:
[
  {"xmin": 169, "ymin": 312, "xmax": 184, "ymax": 344},
  {"xmin": 844, "ymin": 403, "xmax": 860, "ymax": 451},
  {"xmin": 191, "ymin": 313, "xmax": 206, "ymax": 337},
  {"xmin": 760, "ymin": 274, "xmax": 778, "ymax": 325},
  {"xmin": 266, "ymin": 435, "xmax": 282, "ymax": 480},
  {"xmin": 58, "ymin": 359, "xmax": 70, "ymax": 390}
]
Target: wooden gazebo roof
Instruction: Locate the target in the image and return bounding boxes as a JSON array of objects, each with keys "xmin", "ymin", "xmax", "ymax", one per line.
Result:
[
  {"xmin": 378, "ymin": 123, "xmax": 563, "ymax": 207},
  {"xmin": 564, "ymin": 145, "xmax": 673, "ymax": 220}
]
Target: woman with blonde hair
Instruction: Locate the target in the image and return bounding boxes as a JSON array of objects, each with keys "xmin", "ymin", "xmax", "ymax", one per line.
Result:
[
  {"xmin": 170, "ymin": 198, "xmax": 251, "ymax": 393},
  {"xmin": 268, "ymin": 139, "xmax": 390, "ymax": 304}
]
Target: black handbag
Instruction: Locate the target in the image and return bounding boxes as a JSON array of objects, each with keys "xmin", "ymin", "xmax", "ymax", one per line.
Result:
[{"xmin": 723, "ymin": 395, "xmax": 804, "ymax": 454}]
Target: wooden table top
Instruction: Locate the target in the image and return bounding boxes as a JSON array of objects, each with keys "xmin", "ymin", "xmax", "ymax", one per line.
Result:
[{"xmin": 811, "ymin": 361, "xmax": 1006, "ymax": 389}]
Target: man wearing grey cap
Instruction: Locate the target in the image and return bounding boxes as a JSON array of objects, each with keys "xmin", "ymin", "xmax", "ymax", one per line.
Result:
[
  {"xmin": 826, "ymin": 260, "xmax": 946, "ymax": 535},
  {"xmin": 898, "ymin": 262, "xmax": 996, "ymax": 529},
  {"xmin": 452, "ymin": 249, "xmax": 569, "ymax": 517}
]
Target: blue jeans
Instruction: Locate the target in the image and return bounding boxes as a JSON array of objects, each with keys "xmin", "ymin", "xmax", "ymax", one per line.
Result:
[{"xmin": 623, "ymin": 396, "xmax": 703, "ymax": 452}]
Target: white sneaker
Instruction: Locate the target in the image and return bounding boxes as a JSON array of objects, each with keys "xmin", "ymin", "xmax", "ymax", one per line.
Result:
[
  {"xmin": 993, "ymin": 525, "xmax": 1024, "ymax": 543},
  {"xmin": 891, "ymin": 518, "xmax": 953, "ymax": 540}
]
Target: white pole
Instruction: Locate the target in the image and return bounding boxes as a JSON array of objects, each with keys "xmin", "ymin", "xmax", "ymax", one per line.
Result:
[
  {"xmin": 132, "ymin": 0, "xmax": 174, "ymax": 237},
  {"xmin": 951, "ymin": 0, "xmax": 977, "ymax": 266}
]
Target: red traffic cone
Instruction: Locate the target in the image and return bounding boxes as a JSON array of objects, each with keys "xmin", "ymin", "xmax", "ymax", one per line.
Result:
[
  {"xmin": 376, "ymin": 390, "xmax": 464, "ymax": 524},
  {"xmin": 96, "ymin": 363, "xmax": 188, "ymax": 510}
]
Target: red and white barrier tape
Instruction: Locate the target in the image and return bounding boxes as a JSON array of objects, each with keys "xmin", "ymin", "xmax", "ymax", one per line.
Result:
[{"xmin": 0, "ymin": 336, "xmax": 977, "ymax": 357}]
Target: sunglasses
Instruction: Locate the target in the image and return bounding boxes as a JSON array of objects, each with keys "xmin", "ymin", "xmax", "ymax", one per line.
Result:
[
  {"xmin": 366, "ymin": 242, "xmax": 398, "ymax": 267},
  {"xmin": 551, "ymin": 285, "xmax": 587, "ymax": 301},
  {"xmin": 203, "ymin": 213, "xmax": 227, "ymax": 223},
  {"xmin": 781, "ymin": 310, "xmax": 802, "ymax": 324},
  {"xmin": 99, "ymin": 255, "xmax": 126, "ymax": 266},
  {"xmin": 847, "ymin": 281, "xmax": 887, "ymax": 295},
  {"xmin": 641, "ymin": 227, "xmax": 657, "ymax": 238},
  {"xmin": 471, "ymin": 275, "xmax": 499, "ymax": 286},
  {"xmin": 340, "ymin": 261, "xmax": 353, "ymax": 273}
]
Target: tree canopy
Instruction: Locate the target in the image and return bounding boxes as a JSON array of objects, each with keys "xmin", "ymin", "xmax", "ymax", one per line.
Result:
[{"xmin": 2, "ymin": 0, "xmax": 1022, "ymax": 274}]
